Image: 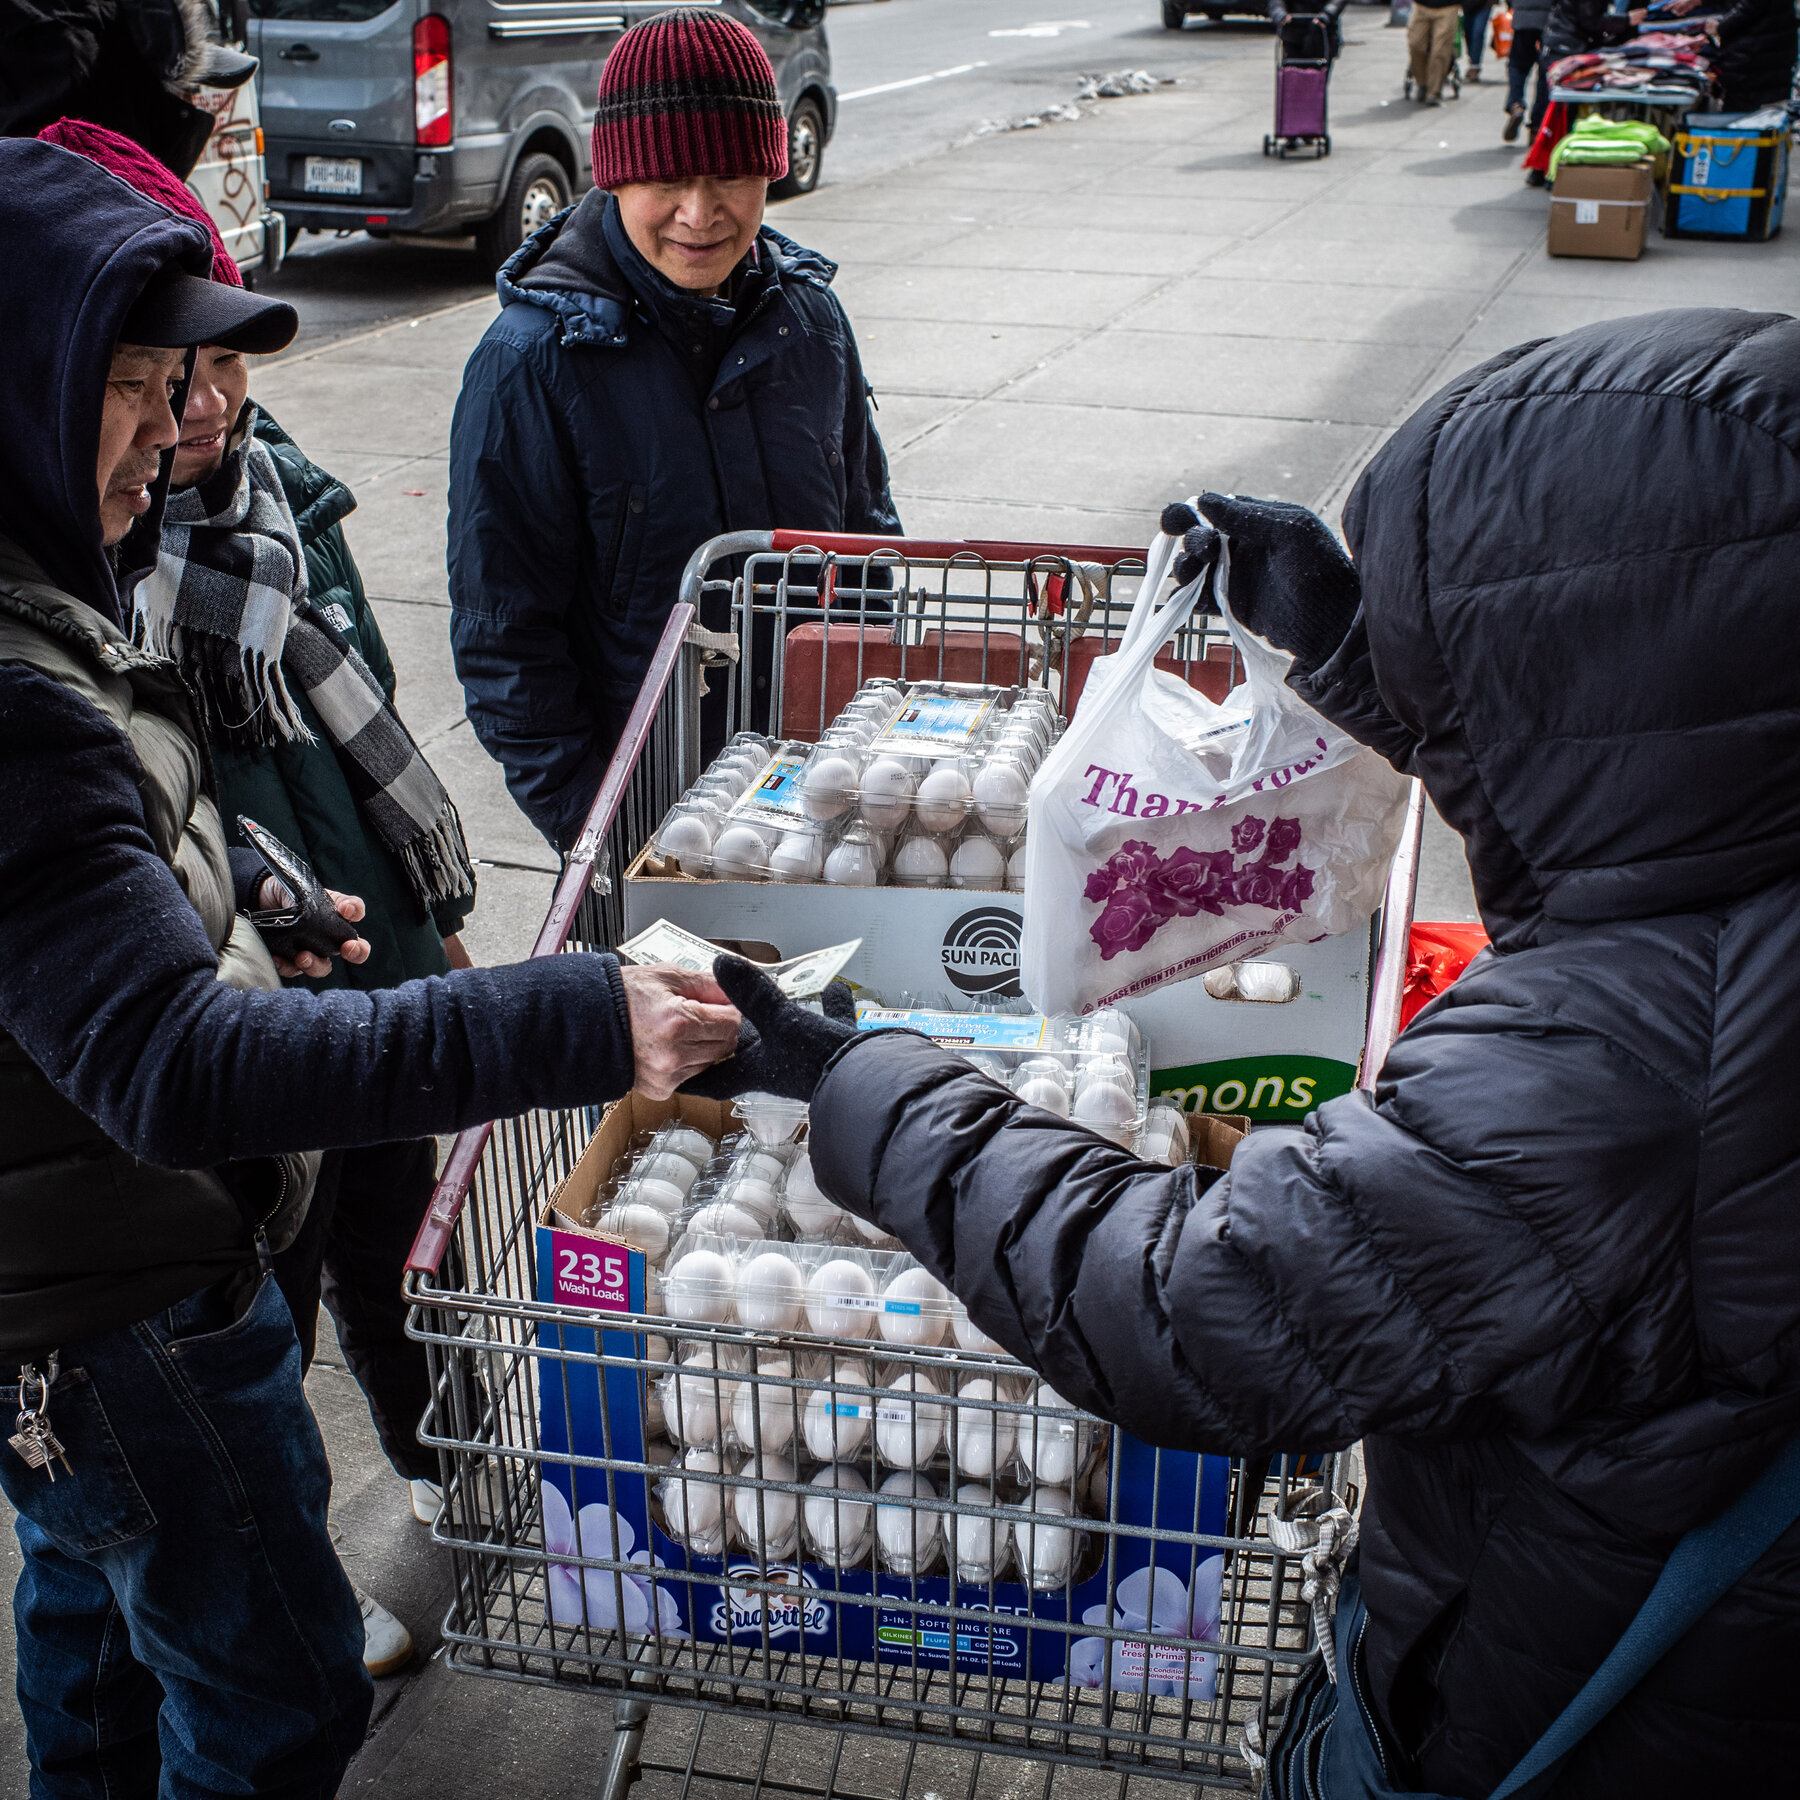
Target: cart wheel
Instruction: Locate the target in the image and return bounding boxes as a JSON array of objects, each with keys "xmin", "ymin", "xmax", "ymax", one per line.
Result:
[
  {"xmin": 600, "ymin": 1698, "xmax": 649, "ymax": 1800},
  {"xmin": 1320, "ymin": 135, "xmax": 1331, "ymax": 156},
  {"xmin": 1263, "ymin": 134, "xmax": 1274, "ymax": 155}
]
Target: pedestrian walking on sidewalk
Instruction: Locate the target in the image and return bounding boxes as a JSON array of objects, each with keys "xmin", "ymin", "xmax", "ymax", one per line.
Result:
[
  {"xmin": 1459, "ymin": 0, "xmax": 1492, "ymax": 79},
  {"xmin": 449, "ymin": 6, "xmax": 900, "ymax": 855},
  {"xmin": 696, "ymin": 306, "xmax": 1800, "ymax": 1798},
  {"xmin": 0, "ymin": 134, "xmax": 743, "ymax": 1799},
  {"xmin": 1503, "ymin": 0, "xmax": 1552, "ymax": 139},
  {"xmin": 1407, "ymin": 0, "xmax": 1461, "ymax": 100}
]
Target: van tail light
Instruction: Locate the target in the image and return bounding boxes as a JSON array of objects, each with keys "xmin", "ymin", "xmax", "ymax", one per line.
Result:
[{"xmin": 414, "ymin": 14, "xmax": 452, "ymax": 147}]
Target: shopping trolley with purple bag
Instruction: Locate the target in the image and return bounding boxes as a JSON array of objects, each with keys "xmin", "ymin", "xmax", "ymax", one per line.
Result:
[{"xmin": 1265, "ymin": 10, "xmax": 1337, "ymax": 158}]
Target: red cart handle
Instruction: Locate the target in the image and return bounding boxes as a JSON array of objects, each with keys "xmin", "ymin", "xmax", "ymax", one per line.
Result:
[
  {"xmin": 768, "ymin": 529, "xmax": 1148, "ymax": 566},
  {"xmin": 404, "ymin": 601, "xmax": 697, "ymax": 1277}
]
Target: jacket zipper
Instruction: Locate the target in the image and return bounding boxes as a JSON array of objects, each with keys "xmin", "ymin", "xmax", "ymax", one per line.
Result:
[{"xmin": 1347, "ymin": 1605, "xmax": 1394, "ymax": 1786}]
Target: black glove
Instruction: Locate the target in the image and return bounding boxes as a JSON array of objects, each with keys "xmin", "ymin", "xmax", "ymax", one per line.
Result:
[
  {"xmin": 678, "ymin": 956, "xmax": 860, "ymax": 1104},
  {"xmin": 237, "ymin": 815, "xmax": 359, "ymax": 961},
  {"xmin": 1160, "ymin": 493, "xmax": 1361, "ymax": 675}
]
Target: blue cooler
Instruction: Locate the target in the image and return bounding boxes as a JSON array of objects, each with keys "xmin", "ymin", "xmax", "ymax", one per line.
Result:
[{"xmin": 1665, "ymin": 112, "xmax": 1789, "ymax": 240}]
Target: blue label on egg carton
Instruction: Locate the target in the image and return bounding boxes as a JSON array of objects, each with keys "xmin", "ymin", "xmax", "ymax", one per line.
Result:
[
  {"xmin": 858, "ymin": 1009, "xmax": 1051, "ymax": 1050},
  {"xmin": 728, "ymin": 753, "xmax": 811, "ymax": 829},
  {"xmin": 875, "ymin": 690, "xmax": 995, "ymax": 755}
]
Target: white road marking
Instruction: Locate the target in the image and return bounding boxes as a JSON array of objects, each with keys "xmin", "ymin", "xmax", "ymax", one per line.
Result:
[
  {"xmin": 988, "ymin": 19, "xmax": 1093, "ymax": 37},
  {"xmin": 839, "ymin": 61, "xmax": 990, "ymax": 102}
]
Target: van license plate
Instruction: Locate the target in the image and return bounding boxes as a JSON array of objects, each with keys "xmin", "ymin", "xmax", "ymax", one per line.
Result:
[{"xmin": 304, "ymin": 156, "xmax": 362, "ymax": 196}]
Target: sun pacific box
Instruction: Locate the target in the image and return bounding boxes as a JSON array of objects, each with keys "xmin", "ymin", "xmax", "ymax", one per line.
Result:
[
  {"xmin": 534, "ymin": 1097, "xmax": 1233, "ymax": 1687},
  {"xmin": 623, "ymin": 848, "xmax": 1377, "ymax": 1123}
]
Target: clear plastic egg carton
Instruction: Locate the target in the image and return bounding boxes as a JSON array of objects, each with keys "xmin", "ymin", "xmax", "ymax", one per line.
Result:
[
  {"xmin": 649, "ymin": 679, "xmax": 1061, "ymax": 891},
  {"xmin": 651, "ymin": 1334, "xmax": 1108, "ymax": 1588},
  {"xmin": 855, "ymin": 1005, "xmax": 1151, "ymax": 1148}
]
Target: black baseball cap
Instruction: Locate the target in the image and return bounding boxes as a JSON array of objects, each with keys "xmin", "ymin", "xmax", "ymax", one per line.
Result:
[{"xmin": 118, "ymin": 261, "xmax": 298, "ymax": 355}]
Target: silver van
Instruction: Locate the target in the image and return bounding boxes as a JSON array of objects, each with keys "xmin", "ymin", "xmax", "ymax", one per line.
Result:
[{"xmin": 249, "ymin": 0, "xmax": 834, "ymax": 269}]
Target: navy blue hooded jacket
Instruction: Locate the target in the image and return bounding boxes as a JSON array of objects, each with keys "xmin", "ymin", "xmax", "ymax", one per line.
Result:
[
  {"xmin": 448, "ymin": 191, "xmax": 900, "ymax": 852},
  {"xmin": 808, "ymin": 310, "xmax": 1800, "ymax": 1795},
  {"xmin": 0, "ymin": 144, "xmax": 640, "ymax": 1329}
]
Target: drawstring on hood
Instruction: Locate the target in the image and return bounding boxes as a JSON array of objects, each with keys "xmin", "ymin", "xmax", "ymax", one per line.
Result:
[{"xmin": 0, "ymin": 139, "xmax": 217, "ymax": 627}]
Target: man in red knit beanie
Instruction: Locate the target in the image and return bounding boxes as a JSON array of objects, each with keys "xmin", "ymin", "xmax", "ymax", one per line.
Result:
[{"xmin": 449, "ymin": 6, "xmax": 900, "ymax": 853}]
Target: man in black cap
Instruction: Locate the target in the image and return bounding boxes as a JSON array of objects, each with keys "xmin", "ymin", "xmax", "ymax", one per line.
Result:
[{"xmin": 0, "ymin": 139, "xmax": 741, "ymax": 1797}]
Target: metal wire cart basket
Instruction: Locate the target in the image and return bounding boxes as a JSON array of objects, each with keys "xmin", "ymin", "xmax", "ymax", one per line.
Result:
[{"xmin": 406, "ymin": 533, "xmax": 1424, "ymax": 1800}]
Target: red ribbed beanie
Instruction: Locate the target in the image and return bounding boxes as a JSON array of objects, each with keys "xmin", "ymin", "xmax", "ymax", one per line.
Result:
[
  {"xmin": 592, "ymin": 7, "xmax": 788, "ymax": 188},
  {"xmin": 37, "ymin": 117, "xmax": 244, "ymax": 286}
]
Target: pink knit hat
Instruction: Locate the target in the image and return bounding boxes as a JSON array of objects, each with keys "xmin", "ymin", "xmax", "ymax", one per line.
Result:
[
  {"xmin": 591, "ymin": 7, "xmax": 788, "ymax": 188},
  {"xmin": 38, "ymin": 117, "xmax": 243, "ymax": 286}
]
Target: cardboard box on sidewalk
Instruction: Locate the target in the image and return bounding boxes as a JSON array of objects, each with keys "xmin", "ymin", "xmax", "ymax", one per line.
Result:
[{"xmin": 1547, "ymin": 161, "xmax": 1654, "ymax": 260}]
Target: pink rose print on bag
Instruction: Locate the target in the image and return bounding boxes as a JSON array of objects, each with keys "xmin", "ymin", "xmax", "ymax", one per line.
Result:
[{"xmin": 1084, "ymin": 818, "xmax": 1315, "ymax": 960}]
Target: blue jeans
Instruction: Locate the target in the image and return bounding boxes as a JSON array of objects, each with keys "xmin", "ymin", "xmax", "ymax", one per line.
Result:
[
  {"xmin": 1461, "ymin": 0, "xmax": 1491, "ymax": 66},
  {"xmin": 1, "ymin": 1273, "xmax": 372, "ymax": 1798}
]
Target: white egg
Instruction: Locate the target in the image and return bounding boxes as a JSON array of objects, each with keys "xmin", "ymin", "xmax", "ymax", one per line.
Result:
[
  {"xmin": 626, "ymin": 1176, "xmax": 688, "ymax": 1217},
  {"xmin": 875, "ymin": 1471, "xmax": 942, "ymax": 1574},
  {"xmin": 659, "ymin": 811, "xmax": 716, "ymax": 874},
  {"xmin": 1006, "ymin": 844, "xmax": 1028, "ymax": 893},
  {"xmin": 726, "ymin": 1177, "xmax": 781, "ymax": 1223},
  {"xmin": 954, "ymin": 1482, "xmax": 1006, "ymax": 1583},
  {"xmin": 892, "ymin": 835, "xmax": 949, "ymax": 888},
  {"xmin": 953, "ymin": 1307, "xmax": 1006, "ymax": 1355},
  {"xmin": 1025, "ymin": 1386, "xmax": 1085, "ymax": 1485},
  {"xmin": 661, "ymin": 1449, "xmax": 725, "ymax": 1548},
  {"xmin": 953, "ymin": 1379, "xmax": 1017, "ymax": 1478},
  {"xmin": 783, "ymin": 1153, "xmax": 843, "ymax": 1236},
  {"xmin": 664, "ymin": 1249, "xmax": 734, "ymax": 1323},
  {"xmin": 660, "ymin": 1127, "xmax": 716, "ymax": 1170},
  {"xmin": 802, "ymin": 1364, "xmax": 873, "ymax": 1461},
  {"xmin": 1077, "ymin": 1057, "xmax": 1136, "ymax": 1096},
  {"xmin": 824, "ymin": 836, "xmax": 883, "ymax": 887},
  {"xmin": 849, "ymin": 1210, "xmax": 897, "ymax": 1247},
  {"xmin": 1080, "ymin": 1015, "xmax": 1133, "ymax": 1058},
  {"xmin": 1015, "ymin": 1076, "xmax": 1071, "ymax": 1117},
  {"xmin": 736, "ymin": 1253, "xmax": 804, "ymax": 1333},
  {"xmin": 880, "ymin": 1265, "xmax": 949, "ymax": 1348},
  {"xmin": 1014, "ymin": 1487, "xmax": 1078, "ymax": 1588},
  {"xmin": 948, "ymin": 836, "xmax": 1006, "ymax": 891},
  {"xmin": 686, "ymin": 1201, "xmax": 765, "ymax": 1243},
  {"xmin": 768, "ymin": 831, "xmax": 825, "ymax": 883},
  {"xmin": 637, "ymin": 1152, "xmax": 701, "ymax": 1196},
  {"xmin": 876, "ymin": 1371, "xmax": 947, "ymax": 1469},
  {"xmin": 801, "ymin": 754, "xmax": 860, "ymax": 822},
  {"xmin": 663, "ymin": 1356, "xmax": 739, "ymax": 1447},
  {"xmin": 732, "ymin": 1456, "xmax": 799, "ymax": 1557},
  {"xmin": 806, "ymin": 1258, "xmax": 878, "ymax": 1338},
  {"xmin": 858, "ymin": 757, "xmax": 917, "ymax": 830},
  {"xmin": 1073, "ymin": 1081, "xmax": 1137, "ymax": 1134},
  {"xmin": 731, "ymin": 1359, "xmax": 797, "ymax": 1453},
  {"xmin": 914, "ymin": 765, "xmax": 972, "ymax": 832},
  {"xmin": 803, "ymin": 1465, "xmax": 873, "ymax": 1565},
  {"xmin": 736, "ymin": 1150, "xmax": 788, "ymax": 1186},
  {"xmin": 973, "ymin": 761, "xmax": 1029, "ymax": 836},
  {"xmin": 596, "ymin": 1203, "xmax": 670, "ymax": 1263},
  {"xmin": 709, "ymin": 824, "xmax": 771, "ymax": 882}
]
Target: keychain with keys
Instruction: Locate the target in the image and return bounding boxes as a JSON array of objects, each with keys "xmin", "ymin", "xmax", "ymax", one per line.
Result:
[{"xmin": 10, "ymin": 1356, "xmax": 72, "ymax": 1481}]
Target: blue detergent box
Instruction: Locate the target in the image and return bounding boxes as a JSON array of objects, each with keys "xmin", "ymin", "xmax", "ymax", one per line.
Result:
[
  {"xmin": 534, "ymin": 1096, "xmax": 1231, "ymax": 1691},
  {"xmin": 1666, "ymin": 112, "xmax": 1789, "ymax": 240}
]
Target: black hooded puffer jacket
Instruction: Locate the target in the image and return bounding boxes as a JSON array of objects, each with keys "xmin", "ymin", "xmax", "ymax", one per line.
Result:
[{"xmin": 808, "ymin": 308, "xmax": 1800, "ymax": 1797}]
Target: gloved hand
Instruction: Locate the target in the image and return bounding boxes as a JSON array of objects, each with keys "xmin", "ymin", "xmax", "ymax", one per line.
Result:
[
  {"xmin": 678, "ymin": 955, "xmax": 860, "ymax": 1104},
  {"xmin": 1160, "ymin": 493, "xmax": 1361, "ymax": 674}
]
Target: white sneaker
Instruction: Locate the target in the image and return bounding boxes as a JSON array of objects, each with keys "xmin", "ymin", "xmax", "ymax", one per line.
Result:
[
  {"xmin": 357, "ymin": 1586, "xmax": 414, "ymax": 1678},
  {"xmin": 409, "ymin": 1477, "xmax": 443, "ymax": 1526}
]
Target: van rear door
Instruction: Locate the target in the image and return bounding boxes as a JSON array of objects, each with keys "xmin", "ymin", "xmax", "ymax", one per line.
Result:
[{"xmin": 251, "ymin": 0, "xmax": 419, "ymax": 224}]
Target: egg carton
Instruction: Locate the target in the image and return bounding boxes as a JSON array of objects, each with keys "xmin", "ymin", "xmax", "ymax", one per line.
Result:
[
  {"xmin": 851, "ymin": 1005, "xmax": 1151, "ymax": 1148},
  {"xmin": 650, "ymin": 679, "xmax": 1061, "ymax": 890}
]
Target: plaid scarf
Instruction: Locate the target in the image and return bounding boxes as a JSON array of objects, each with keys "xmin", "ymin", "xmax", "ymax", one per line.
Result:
[{"xmin": 136, "ymin": 412, "xmax": 475, "ymax": 910}]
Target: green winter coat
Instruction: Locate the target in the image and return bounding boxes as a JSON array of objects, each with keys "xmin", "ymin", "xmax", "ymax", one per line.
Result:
[{"xmin": 211, "ymin": 410, "xmax": 474, "ymax": 991}]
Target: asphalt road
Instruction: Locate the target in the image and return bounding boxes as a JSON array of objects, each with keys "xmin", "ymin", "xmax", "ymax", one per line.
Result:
[{"xmin": 262, "ymin": 0, "xmax": 1286, "ymax": 353}]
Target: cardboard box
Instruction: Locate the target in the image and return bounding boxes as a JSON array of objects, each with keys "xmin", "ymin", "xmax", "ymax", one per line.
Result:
[
  {"xmin": 625, "ymin": 847, "xmax": 1376, "ymax": 1123},
  {"xmin": 534, "ymin": 1096, "xmax": 1235, "ymax": 1684},
  {"xmin": 1547, "ymin": 161, "xmax": 1653, "ymax": 261}
]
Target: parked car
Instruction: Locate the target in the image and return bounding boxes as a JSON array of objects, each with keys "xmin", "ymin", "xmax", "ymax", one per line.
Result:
[
  {"xmin": 1162, "ymin": 0, "xmax": 1272, "ymax": 20},
  {"xmin": 189, "ymin": 13, "xmax": 286, "ymax": 284},
  {"xmin": 249, "ymin": 0, "xmax": 835, "ymax": 270}
]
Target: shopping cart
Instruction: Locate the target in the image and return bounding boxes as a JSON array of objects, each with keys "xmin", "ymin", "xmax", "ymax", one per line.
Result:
[
  {"xmin": 1265, "ymin": 16, "xmax": 1334, "ymax": 159},
  {"xmin": 405, "ymin": 531, "xmax": 1425, "ymax": 1800}
]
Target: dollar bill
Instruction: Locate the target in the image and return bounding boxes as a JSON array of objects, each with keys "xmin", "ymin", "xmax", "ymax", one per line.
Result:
[{"xmin": 617, "ymin": 918, "xmax": 862, "ymax": 999}]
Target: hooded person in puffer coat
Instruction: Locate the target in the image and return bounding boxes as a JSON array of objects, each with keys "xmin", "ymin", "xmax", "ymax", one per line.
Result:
[{"xmin": 688, "ymin": 307, "xmax": 1800, "ymax": 1797}]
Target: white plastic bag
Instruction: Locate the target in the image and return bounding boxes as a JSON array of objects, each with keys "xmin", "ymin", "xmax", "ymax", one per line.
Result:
[{"xmin": 1020, "ymin": 530, "xmax": 1410, "ymax": 1016}]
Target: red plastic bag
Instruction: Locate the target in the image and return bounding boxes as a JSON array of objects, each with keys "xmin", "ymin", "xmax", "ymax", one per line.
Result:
[{"xmin": 1399, "ymin": 921, "xmax": 1490, "ymax": 1032}]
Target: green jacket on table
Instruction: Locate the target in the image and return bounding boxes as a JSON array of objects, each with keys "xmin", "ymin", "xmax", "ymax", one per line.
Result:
[{"xmin": 215, "ymin": 410, "xmax": 475, "ymax": 990}]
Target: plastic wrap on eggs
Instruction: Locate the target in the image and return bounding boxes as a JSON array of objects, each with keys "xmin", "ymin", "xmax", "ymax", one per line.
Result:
[
  {"xmin": 1013, "ymin": 1486, "xmax": 1082, "ymax": 1590},
  {"xmin": 660, "ymin": 1449, "xmax": 728, "ymax": 1554},
  {"xmin": 732, "ymin": 1454, "xmax": 800, "ymax": 1560},
  {"xmin": 803, "ymin": 1465, "xmax": 874, "ymax": 1566},
  {"xmin": 875, "ymin": 1471, "xmax": 942, "ymax": 1576}
]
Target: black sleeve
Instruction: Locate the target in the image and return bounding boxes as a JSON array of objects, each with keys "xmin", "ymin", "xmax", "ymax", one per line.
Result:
[
  {"xmin": 0, "ymin": 667, "xmax": 637, "ymax": 1168},
  {"xmin": 227, "ymin": 847, "xmax": 269, "ymax": 912}
]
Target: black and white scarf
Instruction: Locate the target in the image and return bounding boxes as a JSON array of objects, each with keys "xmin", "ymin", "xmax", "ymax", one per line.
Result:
[{"xmin": 135, "ymin": 410, "xmax": 475, "ymax": 910}]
